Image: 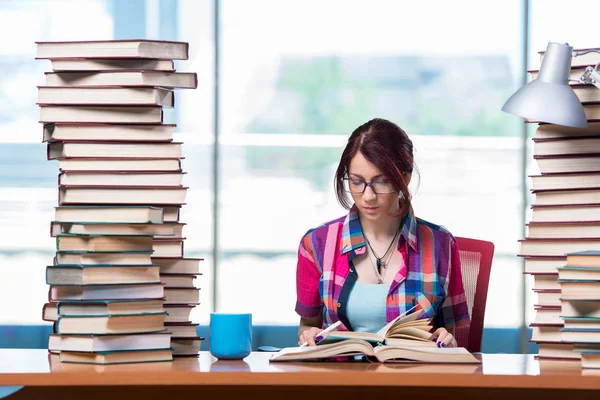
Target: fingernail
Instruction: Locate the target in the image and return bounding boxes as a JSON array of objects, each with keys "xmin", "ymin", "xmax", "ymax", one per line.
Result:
[
  {"xmin": 441, "ymin": 343, "xmax": 446, "ymax": 347},
  {"xmin": 315, "ymin": 335, "xmax": 323, "ymax": 341},
  {"xmin": 437, "ymin": 342, "xmax": 440, "ymax": 348}
]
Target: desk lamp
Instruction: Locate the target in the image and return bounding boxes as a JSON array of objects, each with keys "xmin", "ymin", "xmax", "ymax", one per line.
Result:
[{"xmin": 502, "ymin": 42, "xmax": 600, "ymax": 128}]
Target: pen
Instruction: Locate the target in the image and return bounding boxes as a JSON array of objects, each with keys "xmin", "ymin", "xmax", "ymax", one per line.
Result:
[{"xmin": 300, "ymin": 320, "xmax": 342, "ymax": 347}]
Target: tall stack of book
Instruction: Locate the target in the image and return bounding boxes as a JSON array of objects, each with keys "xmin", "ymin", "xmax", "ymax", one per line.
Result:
[
  {"xmin": 36, "ymin": 39, "xmax": 203, "ymax": 364},
  {"xmin": 521, "ymin": 46, "xmax": 600, "ymax": 363}
]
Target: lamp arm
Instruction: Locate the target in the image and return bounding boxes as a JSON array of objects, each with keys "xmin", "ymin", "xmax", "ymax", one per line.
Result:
[
  {"xmin": 579, "ymin": 66, "xmax": 600, "ymax": 89},
  {"xmin": 573, "ymin": 49, "xmax": 600, "ymax": 89}
]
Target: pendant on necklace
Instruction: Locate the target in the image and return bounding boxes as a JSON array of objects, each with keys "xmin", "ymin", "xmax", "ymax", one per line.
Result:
[
  {"xmin": 377, "ymin": 258, "xmax": 383, "ymax": 270},
  {"xmin": 377, "ymin": 278, "xmax": 383, "ymax": 284}
]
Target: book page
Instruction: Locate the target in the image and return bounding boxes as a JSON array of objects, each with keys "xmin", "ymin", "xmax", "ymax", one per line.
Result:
[{"xmin": 376, "ymin": 305, "xmax": 421, "ymax": 337}]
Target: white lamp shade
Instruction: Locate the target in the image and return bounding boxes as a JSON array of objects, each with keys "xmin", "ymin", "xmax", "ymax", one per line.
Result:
[{"xmin": 502, "ymin": 42, "xmax": 587, "ymax": 128}]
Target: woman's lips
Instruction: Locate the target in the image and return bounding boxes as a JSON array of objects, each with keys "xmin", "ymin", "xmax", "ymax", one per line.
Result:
[{"xmin": 363, "ymin": 206, "xmax": 378, "ymax": 214}]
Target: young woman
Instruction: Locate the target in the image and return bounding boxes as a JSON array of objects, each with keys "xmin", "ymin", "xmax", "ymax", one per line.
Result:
[{"xmin": 296, "ymin": 118, "xmax": 469, "ymax": 348}]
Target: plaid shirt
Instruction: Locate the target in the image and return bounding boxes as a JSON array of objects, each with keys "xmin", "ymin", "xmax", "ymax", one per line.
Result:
[{"xmin": 295, "ymin": 207, "xmax": 470, "ymax": 331}]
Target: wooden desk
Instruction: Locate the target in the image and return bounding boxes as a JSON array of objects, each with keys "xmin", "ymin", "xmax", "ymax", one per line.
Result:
[{"xmin": 1, "ymin": 349, "xmax": 599, "ymax": 400}]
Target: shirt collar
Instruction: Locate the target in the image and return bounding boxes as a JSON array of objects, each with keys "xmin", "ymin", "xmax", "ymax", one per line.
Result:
[{"xmin": 340, "ymin": 205, "xmax": 418, "ymax": 255}]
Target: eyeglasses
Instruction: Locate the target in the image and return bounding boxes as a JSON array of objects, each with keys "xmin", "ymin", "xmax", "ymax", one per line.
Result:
[{"xmin": 343, "ymin": 178, "xmax": 395, "ymax": 194}]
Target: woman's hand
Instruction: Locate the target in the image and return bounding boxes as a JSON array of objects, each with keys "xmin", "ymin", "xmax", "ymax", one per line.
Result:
[
  {"xmin": 432, "ymin": 327, "xmax": 457, "ymax": 348},
  {"xmin": 298, "ymin": 326, "xmax": 323, "ymax": 347}
]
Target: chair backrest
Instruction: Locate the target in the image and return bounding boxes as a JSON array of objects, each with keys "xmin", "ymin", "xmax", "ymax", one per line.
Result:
[{"xmin": 453, "ymin": 236, "xmax": 495, "ymax": 353}]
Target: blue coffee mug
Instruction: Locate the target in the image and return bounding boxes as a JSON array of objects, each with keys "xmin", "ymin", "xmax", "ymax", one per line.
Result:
[{"xmin": 209, "ymin": 313, "xmax": 252, "ymax": 360}]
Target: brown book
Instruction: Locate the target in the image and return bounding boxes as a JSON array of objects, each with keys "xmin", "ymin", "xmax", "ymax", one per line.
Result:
[
  {"xmin": 42, "ymin": 302, "xmax": 58, "ymax": 321},
  {"xmin": 57, "ymin": 157, "xmax": 182, "ymax": 172},
  {"xmin": 48, "ymin": 332, "xmax": 171, "ymax": 352},
  {"xmin": 567, "ymin": 250, "xmax": 600, "ymax": 267},
  {"xmin": 44, "ymin": 123, "xmax": 176, "ymax": 143},
  {"xmin": 534, "ymin": 289, "xmax": 562, "ymax": 306},
  {"xmin": 48, "ymin": 141, "xmax": 182, "ymax": 159},
  {"xmin": 152, "ymin": 257, "xmax": 203, "ymax": 274},
  {"xmin": 164, "ymin": 304, "xmax": 196, "ymax": 323},
  {"xmin": 164, "ymin": 322, "xmax": 199, "ymax": 338},
  {"xmin": 524, "ymin": 256, "xmax": 566, "ymax": 274},
  {"xmin": 534, "ymin": 137, "xmax": 600, "ymax": 156},
  {"xmin": 560, "ymin": 280, "xmax": 600, "ymax": 299},
  {"xmin": 55, "ymin": 299, "xmax": 165, "ymax": 317},
  {"xmin": 533, "ymin": 306, "xmax": 562, "ymax": 326},
  {"xmin": 530, "ymin": 324, "xmax": 563, "ymax": 342},
  {"xmin": 532, "ymin": 273, "xmax": 559, "ymax": 290},
  {"xmin": 531, "ymin": 204, "xmax": 600, "ymax": 222},
  {"xmin": 45, "ymin": 71, "xmax": 197, "ymax": 89},
  {"xmin": 58, "ymin": 186, "xmax": 188, "ymax": 206},
  {"xmin": 528, "ymin": 221, "xmax": 600, "ymax": 239},
  {"xmin": 171, "ymin": 338, "xmax": 202, "ymax": 356},
  {"xmin": 59, "ymin": 349, "xmax": 173, "ymax": 365},
  {"xmin": 534, "ymin": 154, "xmax": 600, "ymax": 174},
  {"xmin": 537, "ymin": 342, "xmax": 579, "ymax": 360},
  {"xmin": 36, "ymin": 39, "xmax": 189, "ymax": 59},
  {"xmin": 519, "ymin": 238, "xmax": 600, "ymax": 257},
  {"xmin": 51, "ymin": 221, "xmax": 176, "ymax": 237},
  {"xmin": 38, "ymin": 86, "xmax": 174, "ymax": 107},
  {"xmin": 54, "ymin": 251, "xmax": 153, "ymax": 266},
  {"xmin": 534, "ymin": 190, "xmax": 600, "ymax": 206},
  {"xmin": 46, "ymin": 265, "xmax": 161, "ymax": 286},
  {"xmin": 152, "ymin": 238, "xmax": 185, "ymax": 257},
  {"xmin": 55, "ymin": 235, "xmax": 153, "ymax": 252},
  {"xmin": 534, "ymin": 122, "xmax": 600, "ymax": 140},
  {"xmin": 54, "ymin": 205, "xmax": 164, "ymax": 224},
  {"xmin": 530, "ymin": 172, "xmax": 600, "ymax": 191},
  {"xmin": 58, "ymin": 171, "xmax": 185, "ymax": 187},
  {"xmin": 40, "ymin": 105, "xmax": 163, "ymax": 124},
  {"xmin": 49, "ymin": 58, "xmax": 175, "ymax": 72},
  {"xmin": 161, "ymin": 274, "xmax": 197, "ymax": 288},
  {"xmin": 49, "ymin": 283, "xmax": 164, "ymax": 301},
  {"xmin": 55, "ymin": 313, "xmax": 167, "ymax": 335},
  {"xmin": 164, "ymin": 287, "xmax": 200, "ymax": 305},
  {"xmin": 558, "ymin": 266, "xmax": 600, "ymax": 281},
  {"xmin": 160, "ymin": 206, "xmax": 181, "ymax": 222}
]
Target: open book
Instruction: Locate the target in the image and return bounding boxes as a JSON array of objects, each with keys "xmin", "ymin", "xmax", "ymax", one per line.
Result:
[
  {"xmin": 270, "ymin": 339, "xmax": 479, "ymax": 364},
  {"xmin": 271, "ymin": 308, "xmax": 479, "ymax": 364},
  {"xmin": 320, "ymin": 308, "xmax": 433, "ymax": 346}
]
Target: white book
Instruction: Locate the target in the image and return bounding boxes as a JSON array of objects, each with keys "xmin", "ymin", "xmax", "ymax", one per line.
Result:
[
  {"xmin": 48, "ymin": 333, "xmax": 172, "ymax": 352},
  {"xmin": 50, "ymin": 58, "xmax": 175, "ymax": 72},
  {"xmin": 57, "ymin": 158, "xmax": 182, "ymax": 172},
  {"xmin": 58, "ymin": 171, "xmax": 185, "ymax": 187},
  {"xmin": 38, "ymin": 86, "xmax": 174, "ymax": 107},
  {"xmin": 48, "ymin": 142, "xmax": 182, "ymax": 159},
  {"xmin": 49, "ymin": 283, "xmax": 164, "ymax": 301},
  {"xmin": 36, "ymin": 39, "xmax": 189, "ymax": 59},
  {"xmin": 59, "ymin": 186, "xmax": 188, "ymax": 206},
  {"xmin": 45, "ymin": 71, "xmax": 197, "ymax": 89},
  {"xmin": 54, "ymin": 206, "xmax": 164, "ymax": 224},
  {"xmin": 44, "ymin": 123, "xmax": 176, "ymax": 143},
  {"xmin": 40, "ymin": 105, "xmax": 163, "ymax": 124}
]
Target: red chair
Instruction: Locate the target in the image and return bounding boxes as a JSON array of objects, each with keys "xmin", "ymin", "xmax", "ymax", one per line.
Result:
[{"xmin": 454, "ymin": 237, "xmax": 495, "ymax": 353}]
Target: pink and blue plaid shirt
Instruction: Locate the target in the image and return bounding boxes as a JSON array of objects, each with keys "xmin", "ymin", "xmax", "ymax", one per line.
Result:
[{"xmin": 295, "ymin": 207, "xmax": 470, "ymax": 332}]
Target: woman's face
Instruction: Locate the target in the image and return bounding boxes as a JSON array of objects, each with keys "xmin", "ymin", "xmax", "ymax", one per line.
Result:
[{"xmin": 347, "ymin": 151, "xmax": 410, "ymax": 222}]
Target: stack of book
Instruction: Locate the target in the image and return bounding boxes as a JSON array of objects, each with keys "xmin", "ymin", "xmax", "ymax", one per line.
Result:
[
  {"xmin": 521, "ymin": 46, "xmax": 600, "ymax": 363},
  {"xmin": 36, "ymin": 39, "xmax": 203, "ymax": 364}
]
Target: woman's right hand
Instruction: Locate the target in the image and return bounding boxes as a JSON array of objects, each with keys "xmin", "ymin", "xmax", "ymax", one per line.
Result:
[{"xmin": 298, "ymin": 326, "xmax": 323, "ymax": 347}]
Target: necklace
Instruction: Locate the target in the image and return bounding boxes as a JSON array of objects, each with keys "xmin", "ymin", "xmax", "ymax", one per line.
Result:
[
  {"xmin": 366, "ymin": 245, "xmax": 394, "ymax": 284},
  {"xmin": 365, "ymin": 226, "xmax": 401, "ymax": 272}
]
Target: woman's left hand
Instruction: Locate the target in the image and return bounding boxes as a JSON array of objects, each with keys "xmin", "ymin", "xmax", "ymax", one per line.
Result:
[{"xmin": 432, "ymin": 328, "xmax": 457, "ymax": 348}]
